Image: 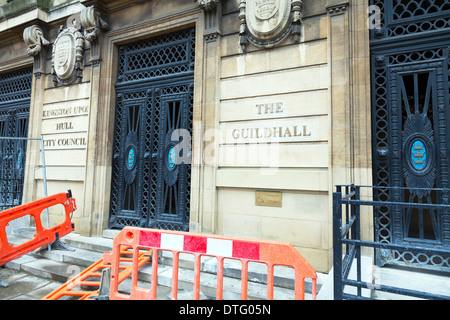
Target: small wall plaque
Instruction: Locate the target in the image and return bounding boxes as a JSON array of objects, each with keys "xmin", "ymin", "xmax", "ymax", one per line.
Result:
[{"xmin": 255, "ymin": 190, "xmax": 282, "ymax": 207}]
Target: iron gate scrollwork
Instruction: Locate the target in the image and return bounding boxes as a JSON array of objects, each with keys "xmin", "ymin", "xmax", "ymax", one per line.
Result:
[
  {"xmin": 370, "ymin": 0, "xmax": 450, "ymax": 271},
  {"xmin": 109, "ymin": 29, "xmax": 195, "ymax": 231},
  {"xmin": 0, "ymin": 67, "xmax": 32, "ymax": 211}
]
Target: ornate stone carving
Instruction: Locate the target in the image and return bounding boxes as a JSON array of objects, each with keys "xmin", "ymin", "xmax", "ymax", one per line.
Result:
[
  {"xmin": 80, "ymin": 6, "xmax": 109, "ymax": 43},
  {"xmin": 375, "ymin": 55, "xmax": 386, "ymax": 66},
  {"xmin": 326, "ymin": 3, "xmax": 348, "ymax": 16},
  {"xmin": 239, "ymin": 0, "xmax": 249, "ymax": 50},
  {"xmin": 198, "ymin": 0, "xmax": 219, "ymax": 11},
  {"xmin": 51, "ymin": 27, "xmax": 85, "ymax": 85},
  {"xmin": 23, "ymin": 25, "xmax": 50, "ymax": 56},
  {"xmin": 80, "ymin": 6, "xmax": 109, "ymax": 64},
  {"xmin": 199, "ymin": 0, "xmax": 222, "ymax": 42},
  {"xmin": 239, "ymin": 0, "xmax": 303, "ymax": 51},
  {"xmin": 291, "ymin": 0, "xmax": 302, "ymax": 42}
]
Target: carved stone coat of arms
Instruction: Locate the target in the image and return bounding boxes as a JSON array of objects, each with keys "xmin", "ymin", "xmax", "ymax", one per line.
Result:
[
  {"xmin": 23, "ymin": 6, "xmax": 108, "ymax": 86},
  {"xmin": 239, "ymin": 0, "xmax": 303, "ymax": 50},
  {"xmin": 52, "ymin": 27, "xmax": 84, "ymax": 85}
]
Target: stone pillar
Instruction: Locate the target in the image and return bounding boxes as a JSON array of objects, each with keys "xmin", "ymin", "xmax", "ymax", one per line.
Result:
[
  {"xmin": 327, "ymin": 1, "xmax": 351, "ymax": 270},
  {"xmin": 327, "ymin": 0, "xmax": 372, "ymax": 187},
  {"xmin": 327, "ymin": 1, "xmax": 351, "ymax": 187},
  {"xmin": 191, "ymin": 0, "xmax": 222, "ymax": 233},
  {"xmin": 79, "ymin": 5, "xmax": 109, "ymax": 236},
  {"xmin": 326, "ymin": 0, "xmax": 374, "ymax": 261},
  {"xmin": 22, "ymin": 24, "xmax": 50, "ymax": 205},
  {"xmin": 348, "ymin": 1, "xmax": 374, "ymax": 251}
]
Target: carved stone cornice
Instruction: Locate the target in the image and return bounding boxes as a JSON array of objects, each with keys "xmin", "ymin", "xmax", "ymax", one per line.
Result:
[
  {"xmin": 326, "ymin": 2, "xmax": 349, "ymax": 16},
  {"xmin": 291, "ymin": 0, "xmax": 303, "ymax": 43},
  {"xmin": 239, "ymin": 0, "xmax": 248, "ymax": 50},
  {"xmin": 23, "ymin": 25, "xmax": 50, "ymax": 57},
  {"xmin": 80, "ymin": 5, "xmax": 109, "ymax": 64},
  {"xmin": 204, "ymin": 32, "xmax": 219, "ymax": 42},
  {"xmin": 80, "ymin": 6, "xmax": 109, "ymax": 44},
  {"xmin": 23, "ymin": 24, "xmax": 49, "ymax": 76},
  {"xmin": 198, "ymin": 0, "xmax": 219, "ymax": 11},
  {"xmin": 199, "ymin": 0, "xmax": 222, "ymax": 42}
]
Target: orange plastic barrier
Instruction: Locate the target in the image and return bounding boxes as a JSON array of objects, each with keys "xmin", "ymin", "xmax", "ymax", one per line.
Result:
[
  {"xmin": 0, "ymin": 191, "xmax": 76, "ymax": 266},
  {"xmin": 42, "ymin": 247, "xmax": 152, "ymax": 300},
  {"xmin": 103, "ymin": 226, "xmax": 317, "ymax": 300}
]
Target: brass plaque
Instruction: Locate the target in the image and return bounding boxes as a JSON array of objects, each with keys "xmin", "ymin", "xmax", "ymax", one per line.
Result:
[{"xmin": 255, "ymin": 190, "xmax": 282, "ymax": 207}]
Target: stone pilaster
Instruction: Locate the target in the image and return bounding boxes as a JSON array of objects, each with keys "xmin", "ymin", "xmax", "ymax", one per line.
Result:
[
  {"xmin": 191, "ymin": 0, "xmax": 222, "ymax": 233},
  {"xmin": 22, "ymin": 24, "xmax": 50, "ymax": 205}
]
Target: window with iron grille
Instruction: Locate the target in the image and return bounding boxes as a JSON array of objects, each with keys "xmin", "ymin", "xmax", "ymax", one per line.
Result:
[
  {"xmin": 370, "ymin": 0, "xmax": 450, "ymax": 39},
  {"xmin": 110, "ymin": 29, "xmax": 195, "ymax": 231},
  {"xmin": 0, "ymin": 67, "xmax": 32, "ymax": 210},
  {"xmin": 369, "ymin": 1, "xmax": 450, "ymax": 271}
]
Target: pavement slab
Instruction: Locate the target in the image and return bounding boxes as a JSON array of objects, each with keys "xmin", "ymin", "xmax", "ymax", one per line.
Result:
[{"xmin": 0, "ymin": 268, "xmax": 64, "ymax": 300}]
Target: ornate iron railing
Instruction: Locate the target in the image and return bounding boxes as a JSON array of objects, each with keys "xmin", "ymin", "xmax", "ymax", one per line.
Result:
[
  {"xmin": 109, "ymin": 28, "xmax": 195, "ymax": 231},
  {"xmin": 0, "ymin": 67, "xmax": 32, "ymax": 211},
  {"xmin": 333, "ymin": 184, "xmax": 450, "ymax": 300}
]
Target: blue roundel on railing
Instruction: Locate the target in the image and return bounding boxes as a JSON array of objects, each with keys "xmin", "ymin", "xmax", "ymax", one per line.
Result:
[
  {"xmin": 17, "ymin": 150, "xmax": 22, "ymax": 168},
  {"xmin": 128, "ymin": 148, "xmax": 136, "ymax": 169},
  {"xmin": 168, "ymin": 147, "xmax": 176, "ymax": 168},
  {"xmin": 411, "ymin": 140, "xmax": 426, "ymax": 171}
]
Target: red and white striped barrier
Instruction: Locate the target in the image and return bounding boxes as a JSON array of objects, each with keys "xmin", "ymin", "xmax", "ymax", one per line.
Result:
[
  {"xmin": 105, "ymin": 227, "xmax": 317, "ymax": 300},
  {"xmin": 140, "ymin": 230, "xmax": 260, "ymax": 260}
]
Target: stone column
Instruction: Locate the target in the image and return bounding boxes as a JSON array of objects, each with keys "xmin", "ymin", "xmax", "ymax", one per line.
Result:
[
  {"xmin": 348, "ymin": 1, "xmax": 374, "ymax": 251},
  {"xmin": 191, "ymin": 0, "xmax": 222, "ymax": 233},
  {"xmin": 327, "ymin": 1, "xmax": 351, "ymax": 187},
  {"xmin": 327, "ymin": 0, "xmax": 372, "ymax": 187},
  {"xmin": 22, "ymin": 25, "xmax": 50, "ymax": 205},
  {"xmin": 327, "ymin": 1, "xmax": 351, "ymax": 270},
  {"xmin": 79, "ymin": 5, "xmax": 109, "ymax": 236},
  {"xmin": 326, "ymin": 0, "xmax": 373, "ymax": 261}
]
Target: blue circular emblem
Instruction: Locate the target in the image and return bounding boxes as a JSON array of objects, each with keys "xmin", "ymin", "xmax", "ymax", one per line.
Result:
[
  {"xmin": 17, "ymin": 150, "xmax": 22, "ymax": 168},
  {"xmin": 168, "ymin": 147, "xmax": 176, "ymax": 168},
  {"xmin": 411, "ymin": 140, "xmax": 426, "ymax": 171},
  {"xmin": 128, "ymin": 148, "xmax": 135, "ymax": 169}
]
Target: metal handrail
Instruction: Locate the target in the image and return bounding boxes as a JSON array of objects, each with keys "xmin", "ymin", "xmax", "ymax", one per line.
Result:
[{"xmin": 333, "ymin": 184, "xmax": 450, "ymax": 300}]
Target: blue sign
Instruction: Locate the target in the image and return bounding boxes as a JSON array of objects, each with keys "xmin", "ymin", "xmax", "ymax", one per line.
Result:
[
  {"xmin": 128, "ymin": 148, "xmax": 135, "ymax": 168},
  {"xmin": 411, "ymin": 140, "xmax": 426, "ymax": 171},
  {"xmin": 17, "ymin": 150, "xmax": 22, "ymax": 168},
  {"xmin": 168, "ymin": 147, "xmax": 176, "ymax": 168}
]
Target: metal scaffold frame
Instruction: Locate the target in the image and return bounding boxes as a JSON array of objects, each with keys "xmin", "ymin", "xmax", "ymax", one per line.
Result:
[{"xmin": 0, "ymin": 136, "xmax": 50, "ymax": 231}]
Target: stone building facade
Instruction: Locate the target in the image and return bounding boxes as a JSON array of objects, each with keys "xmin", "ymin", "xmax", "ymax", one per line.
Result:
[{"xmin": 0, "ymin": 0, "xmax": 377, "ymax": 274}]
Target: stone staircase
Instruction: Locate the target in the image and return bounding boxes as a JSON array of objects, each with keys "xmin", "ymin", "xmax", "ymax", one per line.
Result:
[{"xmin": 4, "ymin": 229, "xmax": 324, "ymax": 300}]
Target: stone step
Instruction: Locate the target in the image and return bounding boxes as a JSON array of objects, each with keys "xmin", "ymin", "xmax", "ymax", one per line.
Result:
[
  {"xmin": 5, "ymin": 251, "xmax": 312, "ymax": 300},
  {"xmin": 38, "ymin": 246, "xmax": 104, "ymax": 268},
  {"xmin": 133, "ymin": 263, "xmax": 315, "ymax": 300},
  {"xmin": 371, "ymin": 266, "xmax": 450, "ymax": 300},
  {"xmin": 5, "ymin": 254, "xmax": 81, "ymax": 284},
  {"xmin": 59, "ymin": 231, "xmax": 322, "ymax": 292},
  {"xmin": 63, "ymin": 233, "xmax": 113, "ymax": 254},
  {"xmin": 4, "ymin": 230, "xmax": 322, "ymax": 299},
  {"xmin": 102, "ymin": 229, "xmax": 121, "ymax": 239},
  {"xmin": 158, "ymin": 250, "xmax": 322, "ymax": 293},
  {"xmin": 5, "ymin": 233, "xmax": 104, "ymax": 268}
]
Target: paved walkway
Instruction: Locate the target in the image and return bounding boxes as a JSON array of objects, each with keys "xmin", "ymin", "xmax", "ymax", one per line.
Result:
[{"xmin": 0, "ymin": 267, "xmax": 64, "ymax": 300}]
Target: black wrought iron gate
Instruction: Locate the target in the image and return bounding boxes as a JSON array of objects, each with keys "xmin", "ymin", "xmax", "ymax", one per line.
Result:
[
  {"xmin": 109, "ymin": 29, "xmax": 195, "ymax": 231},
  {"xmin": 0, "ymin": 67, "xmax": 32, "ymax": 210},
  {"xmin": 370, "ymin": 1, "xmax": 450, "ymax": 271}
]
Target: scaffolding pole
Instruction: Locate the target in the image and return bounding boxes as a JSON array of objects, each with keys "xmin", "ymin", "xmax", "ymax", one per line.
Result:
[{"xmin": 0, "ymin": 136, "xmax": 51, "ymax": 250}]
